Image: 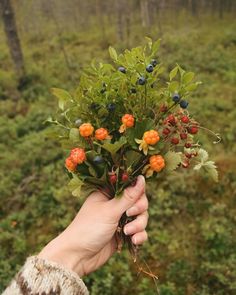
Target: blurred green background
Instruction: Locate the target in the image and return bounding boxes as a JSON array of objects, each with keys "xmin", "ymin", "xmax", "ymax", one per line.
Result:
[{"xmin": 0, "ymin": 1, "xmax": 236, "ymax": 294}]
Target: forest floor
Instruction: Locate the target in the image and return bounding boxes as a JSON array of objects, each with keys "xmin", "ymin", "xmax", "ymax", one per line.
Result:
[{"xmin": 0, "ymin": 16, "xmax": 236, "ymax": 294}]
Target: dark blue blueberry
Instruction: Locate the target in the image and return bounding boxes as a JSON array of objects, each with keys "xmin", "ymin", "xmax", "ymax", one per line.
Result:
[
  {"xmin": 107, "ymin": 103, "xmax": 116, "ymax": 112},
  {"xmin": 130, "ymin": 88, "xmax": 137, "ymax": 94},
  {"xmin": 93, "ymin": 156, "xmax": 104, "ymax": 164},
  {"xmin": 180, "ymin": 100, "xmax": 189, "ymax": 109},
  {"xmin": 151, "ymin": 59, "xmax": 158, "ymax": 67},
  {"xmin": 172, "ymin": 93, "xmax": 181, "ymax": 103},
  {"xmin": 75, "ymin": 119, "xmax": 82, "ymax": 127},
  {"xmin": 146, "ymin": 64, "xmax": 154, "ymax": 73},
  {"xmin": 118, "ymin": 66, "xmax": 126, "ymax": 74},
  {"xmin": 90, "ymin": 103, "xmax": 100, "ymax": 110},
  {"xmin": 137, "ymin": 76, "xmax": 146, "ymax": 85}
]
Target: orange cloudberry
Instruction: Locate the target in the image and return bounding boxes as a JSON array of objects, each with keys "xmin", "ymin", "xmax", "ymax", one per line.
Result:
[
  {"xmin": 149, "ymin": 155, "xmax": 165, "ymax": 172},
  {"xmin": 122, "ymin": 114, "xmax": 135, "ymax": 127},
  {"xmin": 65, "ymin": 157, "xmax": 77, "ymax": 172},
  {"xmin": 143, "ymin": 130, "xmax": 160, "ymax": 145},
  {"xmin": 79, "ymin": 123, "xmax": 94, "ymax": 137},
  {"xmin": 119, "ymin": 114, "xmax": 135, "ymax": 133},
  {"xmin": 70, "ymin": 148, "xmax": 86, "ymax": 164},
  {"xmin": 95, "ymin": 128, "xmax": 109, "ymax": 140}
]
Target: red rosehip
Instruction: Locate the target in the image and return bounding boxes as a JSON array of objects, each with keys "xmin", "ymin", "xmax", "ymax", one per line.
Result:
[
  {"xmin": 188, "ymin": 126, "xmax": 198, "ymax": 134},
  {"xmin": 185, "ymin": 153, "xmax": 192, "ymax": 159},
  {"xmin": 181, "ymin": 116, "xmax": 189, "ymax": 124},
  {"xmin": 182, "ymin": 161, "xmax": 190, "ymax": 168},
  {"xmin": 167, "ymin": 114, "xmax": 176, "ymax": 125},
  {"xmin": 163, "ymin": 128, "xmax": 171, "ymax": 136},
  {"xmin": 180, "ymin": 133, "xmax": 187, "ymax": 140},
  {"xmin": 185, "ymin": 142, "xmax": 192, "ymax": 148},
  {"xmin": 171, "ymin": 137, "xmax": 179, "ymax": 145},
  {"xmin": 109, "ymin": 174, "xmax": 117, "ymax": 184},
  {"xmin": 121, "ymin": 172, "xmax": 129, "ymax": 182},
  {"xmin": 160, "ymin": 104, "xmax": 168, "ymax": 112}
]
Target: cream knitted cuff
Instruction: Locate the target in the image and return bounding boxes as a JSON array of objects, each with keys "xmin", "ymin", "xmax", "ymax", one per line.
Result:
[{"xmin": 2, "ymin": 255, "xmax": 89, "ymax": 295}]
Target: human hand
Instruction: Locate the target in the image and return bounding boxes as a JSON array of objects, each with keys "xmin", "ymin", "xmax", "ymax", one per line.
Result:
[{"xmin": 38, "ymin": 175, "xmax": 148, "ymax": 277}]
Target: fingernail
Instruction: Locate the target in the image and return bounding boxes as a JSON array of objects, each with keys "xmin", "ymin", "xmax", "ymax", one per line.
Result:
[
  {"xmin": 126, "ymin": 207, "xmax": 136, "ymax": 217},
  {"xmin": 124, "ymin": 225, "xmax": 134, "ymax": 235}
]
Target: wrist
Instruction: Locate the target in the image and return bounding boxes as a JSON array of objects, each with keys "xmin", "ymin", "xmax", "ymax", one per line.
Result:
[{"xmin": 38, "ymin": 236, "xmax": 87, "ymax": 277}]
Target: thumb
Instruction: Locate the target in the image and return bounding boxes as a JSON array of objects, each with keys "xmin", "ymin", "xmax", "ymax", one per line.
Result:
[{"xmin": 110, "ymin": 175, "xmax": 145, "ymax": 217}]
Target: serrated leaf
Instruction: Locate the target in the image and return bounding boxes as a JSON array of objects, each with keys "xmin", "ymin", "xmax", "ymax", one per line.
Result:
[
  {"xmin": 205, "ymin": 165, "xmax": 219, "ymax": 182},
  {"xmin": 169, "ymin": 66, "xmax": 178, "ymax": 81},
  {"xmin": 51, "ymin": 88, "xmax": 72, "ymax": 110},
  {"xmin": 108, "ymin": 46, "xmax": 118, "ymax": 61},
  {"xmin": 198, "ymin": 149, "xmax": 209, "ymax": 162},
  {"xmin": 193, "ymin": 163, "xmax": 203, "ymax": 170},
  {"xmin": 164, "ymin": 151, "xmax": 182, "ymax": 171},
  {"xmin": 68, "ymin": 176, "xmax": 83, "ymax": 197}
]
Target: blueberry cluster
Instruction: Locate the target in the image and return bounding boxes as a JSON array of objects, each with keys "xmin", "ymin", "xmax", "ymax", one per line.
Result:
[{"xmin": 172, "ymin": 93, "xmax": 189, "ymax": 109}]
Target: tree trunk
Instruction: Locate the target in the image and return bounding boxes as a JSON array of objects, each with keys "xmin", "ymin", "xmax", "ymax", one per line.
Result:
[
  {"xmin": 0, "ymin": 0, "xmax": 25, "ymax": 78},
  {"xmin": 116, "ymin": 0, "xmax": 125, "ymax": 42},
  {"xmin": 95, "ymin": 0, "xmax": 107, "ymax": 45},
  {"xmin": 218, "ymin": 0, "xmax": 224, "ymax": 19},
  {"xmin": 140, "ymin": 0, "xmax": 151, "ymax": 27},
  {"xmin": 189, "ymin": 0, "xmax": 198, "ymax": 16}
]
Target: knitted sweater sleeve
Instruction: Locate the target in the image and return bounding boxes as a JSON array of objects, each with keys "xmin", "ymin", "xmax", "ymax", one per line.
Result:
[{"xmin": 2, "ymin": 256, "xmax": 89, "ymax": 295}]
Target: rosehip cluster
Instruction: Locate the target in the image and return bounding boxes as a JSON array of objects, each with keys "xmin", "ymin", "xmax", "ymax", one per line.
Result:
[
  {"xmin": 162, "ymin": 112, "xmax": 199, "ymax": 146},
  {"xmin": 182, "ymin": 149, "xmax": 198, "ymax": 168}
]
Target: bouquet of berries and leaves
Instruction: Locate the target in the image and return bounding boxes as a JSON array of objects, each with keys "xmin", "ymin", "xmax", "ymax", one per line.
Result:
[{"xmin": 47, "ymin": 38, "xmax": 219, "ymax": 257}]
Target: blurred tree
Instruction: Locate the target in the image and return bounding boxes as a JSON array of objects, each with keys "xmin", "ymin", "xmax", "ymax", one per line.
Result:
[
  {"xmin": 0, "ymin": 0, "xmax": 25, "ymax": 78},
  {"xmin": 116, "ymin": 0, "xmax": 125, "ymax": 42},
  {"xmin": 95, "ymin": 0, "xmax": 107, "ymax": 45},
  {"xmin": 140, "ymin": 0, "xmax": 151, "ymax": 27}
]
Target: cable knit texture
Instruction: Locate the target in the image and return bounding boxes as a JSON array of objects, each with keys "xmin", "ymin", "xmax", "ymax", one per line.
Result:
[{"xmin": 2, "ymin": 256, "xmax": 89, "ymax": 295}]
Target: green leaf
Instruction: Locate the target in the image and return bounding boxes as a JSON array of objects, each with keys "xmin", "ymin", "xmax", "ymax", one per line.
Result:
[
  {"xmin": 102, "ymin": 137, "xmax": 127, "ymax": 155},
  {"xmin": 164, "ymin": 151, "xmax": 182, "ymax": 171},
  {"xmin": 108, "ymin": 46, "xmax": 118, "ymax": 61},
  {"xmin": 185, "ymin": 81, "xmax": 202, "ymax": 92},
  {"xmin": 152, "ymin": 39, "xmax": 161, "ymax": 55},
  {"xmin": 69, "ymin": 128, "xmax": 87, "ymax": 147},
  {"xmin": 168, "ymin": 81, "xmax": 179, "ymax": 93},
  {"xmin": 51, "ymin": 88, "xmax": 72, "ymax": 110},
  {"xmin": 125, "ymin": 150, "xmax": 142, "ymax": 168},
  {"xmin": 182, "ymin": 72, "xmax": 195, "ymax": 84},
  {"xmin": 68, "ymin": 176, "xmax": 83, "ymax": 197},
  {"xmin": 145, "ymin": 37, "xmax": 152, "ymax": 49},
  {"xmin": 169, "ymin": 66, "xmax": 178, "ymax": 81},
  {"xmin": 80, "ymin": 185, "xmax": 98, "ymax": 199}
]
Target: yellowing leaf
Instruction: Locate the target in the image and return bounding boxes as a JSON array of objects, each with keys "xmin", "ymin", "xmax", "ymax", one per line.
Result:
[
  {"xmin": 68, "ymin": 176, "xmax": 83, "ymax": 197},
  {"xmin": 169, "ymin": 66, "xmax": 178, "ymax": 81},
  {"xmin": 51, "ymin": 88, "xmax": 72, "ymax": 110},
  {"xmin": 108, "ymin": 46, "xmax": 118, "ymax": 61}
]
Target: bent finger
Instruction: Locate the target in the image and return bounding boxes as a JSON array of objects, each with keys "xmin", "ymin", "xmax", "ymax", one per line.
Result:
[
  {"xmin": 126, "ymin": 193, "xmax": 148, "ymax": 217},
  {"xmin": 132, "ymin": 230, "xmax": 148, "ymax": 245},
  {"xmin": 123, "ymin": 211, "xmax": 149, "ymax": 235}
]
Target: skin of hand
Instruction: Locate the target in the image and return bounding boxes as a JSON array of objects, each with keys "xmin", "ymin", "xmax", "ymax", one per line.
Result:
[{"xmin": 38, "ymin": 175, "xmax": 148, "ymax": 277}]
